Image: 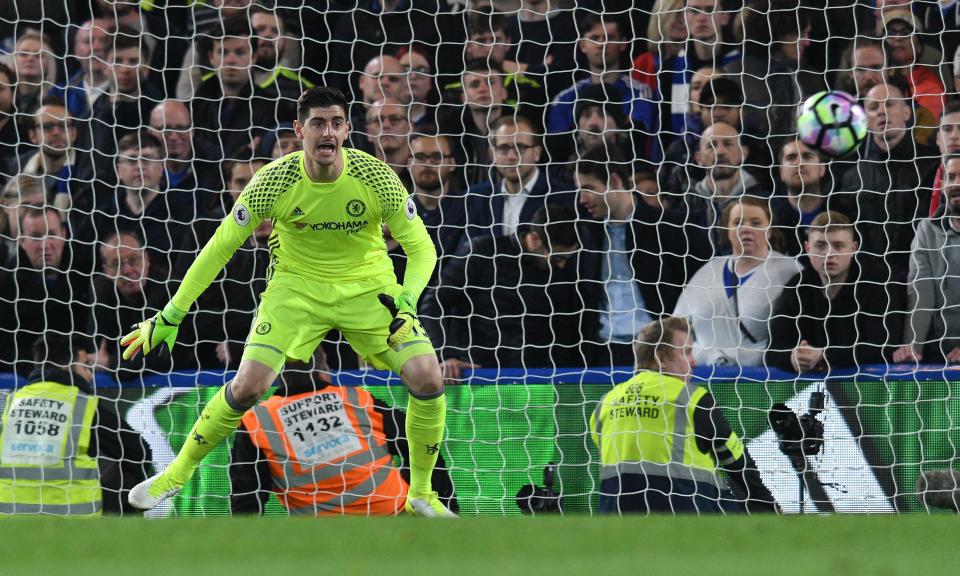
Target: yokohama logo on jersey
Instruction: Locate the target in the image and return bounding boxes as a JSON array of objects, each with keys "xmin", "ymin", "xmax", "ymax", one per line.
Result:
[{"xmin": 292, "ymin": 220, "xmax": 369, "ymax": 233}]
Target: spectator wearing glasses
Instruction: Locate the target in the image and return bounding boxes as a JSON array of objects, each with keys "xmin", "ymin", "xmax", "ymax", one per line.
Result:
[
  {"xmin": 881, "ymin": 9, "xmax": 950, "ymax": 121},
  {"xmin": 407, "ymin": 130, "xmax": 467, "ymax": 268},
  {"xmin": 461, "ymin": 115, "xmax": 569, "ymax": 251},
  {"xmin": 93, "ymin": 132, "xmax": 191, "ymax": 269},
  {"xmin": 365, "ymin": 99, "xmax": 413, "ymax": 181},
  {"xmin": 89, "ymin": 230, "xmax": 177, "ymax": 379},
  {"xmin": 147, "ymin": 100, "xmax": 222, "ymax": 216},
  {"xmin": 398, "ymin": 48, "xmax": 438, "ymax": 129},
  {"xmin": 20, "ymin": 96, "xmax": 93, "ymax": 214},
  {"xmin": 835, "ymin": 38, "xmax": 886, "ymax": 100}
]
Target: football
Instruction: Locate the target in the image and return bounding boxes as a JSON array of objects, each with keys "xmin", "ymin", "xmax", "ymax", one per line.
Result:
[{"xmin": 796, "ymin": 90, "xmax": 868, "ymax": 158}]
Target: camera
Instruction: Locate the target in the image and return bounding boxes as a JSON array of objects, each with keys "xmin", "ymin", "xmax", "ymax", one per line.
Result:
[
  {"xmin": 768, "ymin": 390, "xmax": 825, "ymax": 458},
  {"xmin": 516, "ymin": 464, "xmax": 563, "ymax": 514}
]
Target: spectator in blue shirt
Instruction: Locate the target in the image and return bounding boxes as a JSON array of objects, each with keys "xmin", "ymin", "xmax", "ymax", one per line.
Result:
[{"xmin": 547, "ymin": 14, "xmax": 657, "ymax": 155}]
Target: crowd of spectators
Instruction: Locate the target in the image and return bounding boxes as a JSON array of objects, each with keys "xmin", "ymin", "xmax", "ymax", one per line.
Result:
[{"xmin": 1, "ymin": 0, "xmax": 960, "ymax": 380}]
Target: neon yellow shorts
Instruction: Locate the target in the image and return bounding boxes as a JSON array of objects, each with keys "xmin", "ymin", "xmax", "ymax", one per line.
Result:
[{"xmin": 240, "ymin": 274, "xmax": 435, "ymax": 374}]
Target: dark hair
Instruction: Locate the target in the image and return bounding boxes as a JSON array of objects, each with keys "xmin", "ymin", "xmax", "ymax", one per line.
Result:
[
  {"xmin": 117, "ymin": 131, "xmax": 163, "ymax": 155},
  {"xmin": 634, "ymin": 316, "xmax": 691, "ymax": 371},
  {"xmin": 32, "ymin": 333, "xmax": 95, "ymax": 366},
  {"xmin": 573, "ymin": 83, "xmax": 629, "ymax": 128},
  {"xmin": 110, "ymin": 25, "xmax": 149, "ymax": 58},
  {"xmin": 101, "ymin": 228, "xmax": 144, "ymax": 248},
  {"xmin": 409, "ymin": 126, "xmax": 454, "ymax": 152},
  {"xmin": 740, "ymin": 0, "xmax": 813, "ymax": 59},
  {"xmin": 699, "ymin": 77, "xmax": 743, "ymax": 107},
  {"xmin": 37, "ymin": 95, "xmax": 67, "ymax": 113},
  {"xmin": 575, "ymin": 144, "xmax": 632, "ymax": 184},
  {"xmin": 531, "ymin": 204, "xmax": 579, "ymax": 248},
  {"xmin": 297, "ymin": 86, "xmax": 349, "ymax": 122},
  {"xmin": 463, "ymin": 58, "xmax": 505, "ymax": 78},
  {"xmin": 0, "ymin": 61, "xmax": 14, "ymax": 85},
  {"xmin": 942, "ymin": 101, "xmax": 960, "ymax": 120},
  {"xmin": 249, "ymin": 5, "xmax": 287, "ymax": 33},
  {"xmin": 633, "ymin": 159, "xmax": 658, "ymax": 183},
  {"xmin": 944, "ymin": 152, "xmax": 960, "ymax": 166},
  {"xmin": 467, "ymin": 8, "xmax": 508, "ymax": 37},
  {"xmin": 212, "ymin": 15, "xmax": 252, "ymax": 40},
  {"xmin": 489, "ymin": 114, "xmax": 542, "ymax": 148},
  {"xmin": 579, "ymin": 13, "xmax": 620, "ymax": 36}
]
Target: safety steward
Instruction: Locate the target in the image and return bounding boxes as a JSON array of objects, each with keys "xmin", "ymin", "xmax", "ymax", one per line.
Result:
[
  {"xmin": 591, "ymin": 316, "xmax": 779, "ymax": 514},
  {"xmin": 230, "ymin": 348, "xmax": 456, "ymax": 516},
  {"xmin": 0, "ymin": 334, "xmax": 152, "ymax": 515}
]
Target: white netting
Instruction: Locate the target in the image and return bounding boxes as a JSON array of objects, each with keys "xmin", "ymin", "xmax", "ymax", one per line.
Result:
[{"xmin": 0, "ymin": 0, "xmax": 958, "ymax": 516}]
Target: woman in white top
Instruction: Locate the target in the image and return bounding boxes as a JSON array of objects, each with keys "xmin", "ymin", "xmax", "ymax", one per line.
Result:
[{"xmin": 674, "ymin": 196, "xmax": 801, "ymax": 366}]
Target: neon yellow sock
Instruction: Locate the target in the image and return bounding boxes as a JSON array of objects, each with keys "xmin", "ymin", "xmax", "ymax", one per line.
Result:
[
  {"xmin": 167, "ymin": 385, "xmax": 246, "ymax": 485},
  {"xmin": 406, "ymin": 393, "xmax": 446, "ymax": 495}
]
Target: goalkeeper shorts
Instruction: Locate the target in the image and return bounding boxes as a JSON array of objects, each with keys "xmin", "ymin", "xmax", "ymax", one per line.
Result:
[{"xmin": 241, "ymin": 273, "xmax": 435, "ymax": 375}]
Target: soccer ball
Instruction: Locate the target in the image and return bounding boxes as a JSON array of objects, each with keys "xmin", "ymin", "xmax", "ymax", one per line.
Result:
[{"xmin": 796, "ymin": 91, "xmax": 868, "ymax": 158}]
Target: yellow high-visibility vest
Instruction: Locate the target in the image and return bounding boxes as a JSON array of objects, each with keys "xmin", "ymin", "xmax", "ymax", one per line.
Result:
[
  {"xmin": 0, "ymin": 381, "xmax": 102, "ymax": 515},
  {"xmin": 590, "ymin": 371, "xmax": 744, "ymax": 487}
]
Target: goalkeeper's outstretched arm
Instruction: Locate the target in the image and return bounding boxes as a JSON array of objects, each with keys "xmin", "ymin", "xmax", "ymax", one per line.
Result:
[{"xmin": 121, "ymin": 180, "xmax": 271, "ymax": 359}]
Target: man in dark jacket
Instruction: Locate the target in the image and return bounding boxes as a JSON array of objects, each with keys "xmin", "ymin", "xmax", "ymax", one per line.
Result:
[
  {"xmin": 0, "ymin": 206, "xmax": 92, "ymax": 377},
  {"xmin": 576, "ymin": 146, "xmax": 710, "ymax": 366},
  {"xmin": 460, "ymin": 115, "xmax": 572, "ymax": 253},
  {"xmin": 421, "ymin": 204, "xmax": 591, "ymax": 371},
  {"xmin": 89, "ymin": 230, "xmax": 178, "ymax": 380},
  {"xmin": 833, "ymin": 80, "xmax": 939, "ymax": 290},
  {"xmin": 190, "ymin": 16, "xmax": 278, "ymax": 161},
  {"xmin": 767, "ymin": 211, "xmax": 904, "ymax": 371}
]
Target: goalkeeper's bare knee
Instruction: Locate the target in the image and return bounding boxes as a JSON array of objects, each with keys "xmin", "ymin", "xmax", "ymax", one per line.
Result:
[
  {"xmin": 229, "ymin": 359, "xmax": 278, "ymax": 410},
  {"xmin": 401, "ymin": 354, "xmax": 444, "ymax": 398}
]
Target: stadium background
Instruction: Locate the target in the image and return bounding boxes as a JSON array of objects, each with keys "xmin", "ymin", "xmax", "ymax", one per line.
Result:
[{"xmin": 2, "ymin": 0, "xmax": 960, "ymax": 517}]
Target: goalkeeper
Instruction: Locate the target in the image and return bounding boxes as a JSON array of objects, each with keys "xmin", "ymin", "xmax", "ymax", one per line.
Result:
[{"xmin": 123, "ymin": 87, "xmax": 454, "ymax": 517}]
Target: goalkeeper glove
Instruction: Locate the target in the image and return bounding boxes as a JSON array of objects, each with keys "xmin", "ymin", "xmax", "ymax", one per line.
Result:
[
  {"xmin": 120, "ymin": 302, "xmax": 188, "ymax": 360},
  {"xmin": 378, "ymin": 291, "xmax": 424, "ymax": 348}
]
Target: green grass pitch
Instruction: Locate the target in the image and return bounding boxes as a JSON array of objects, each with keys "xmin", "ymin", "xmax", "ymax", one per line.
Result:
[{"xmin": 3, "ymin": 515, "xmax": 953, "ymax": 575}]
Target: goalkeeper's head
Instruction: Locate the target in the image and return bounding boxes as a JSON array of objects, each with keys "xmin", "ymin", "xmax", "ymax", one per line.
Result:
[
  {"xmin": 295, "ymin": 86, "xmax": 350, "ymax": 168},
  {"xmin": 32, "ymin": 333, "xmax": 97, "ymax": 385}
]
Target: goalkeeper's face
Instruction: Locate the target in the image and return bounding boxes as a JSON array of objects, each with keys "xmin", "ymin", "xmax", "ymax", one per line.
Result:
[{"xmin": 296, "ymin": 106, "xmax": 349, "ymax": 167}]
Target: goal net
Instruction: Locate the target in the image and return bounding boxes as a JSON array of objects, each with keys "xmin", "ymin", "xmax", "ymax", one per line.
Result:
[{"xmin": 0, "ymin": 0, "xmax": 958, "ymax": 516}]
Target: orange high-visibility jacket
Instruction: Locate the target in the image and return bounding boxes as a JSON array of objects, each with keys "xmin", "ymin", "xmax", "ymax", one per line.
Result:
[{"xmin": 242, "ymin": 386, "xmax": 407, "ymax": 516}]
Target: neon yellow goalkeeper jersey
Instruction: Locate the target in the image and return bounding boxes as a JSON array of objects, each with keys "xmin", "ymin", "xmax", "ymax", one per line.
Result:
[{"xmin": 170, "ymin": 148, "xmax": 437, "ymax": 312}]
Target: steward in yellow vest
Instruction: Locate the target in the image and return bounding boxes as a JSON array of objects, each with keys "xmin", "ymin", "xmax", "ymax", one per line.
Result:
[
  {"xmin": 590, "ymin": 317, "xmax": 779, "ymax": 514},
  {"xmin": 230, "ymin": 350, "xmax": 457, "ymax": 516},
  {"xmin": 0, "ymin": 334, "xmax": 152, "ymax": 515}
]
